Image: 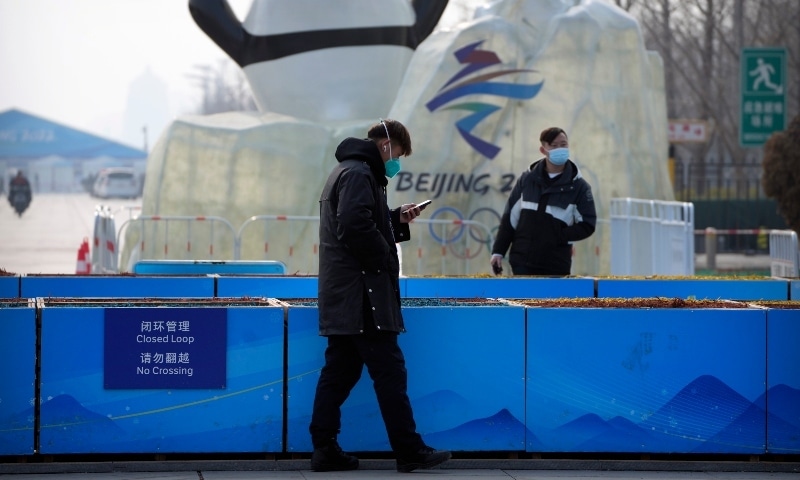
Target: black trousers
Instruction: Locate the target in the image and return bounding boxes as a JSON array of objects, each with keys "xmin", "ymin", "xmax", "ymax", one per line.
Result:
[{"xmin": 308, "ymin": 329, "xmax": 424, "ymax": 454}]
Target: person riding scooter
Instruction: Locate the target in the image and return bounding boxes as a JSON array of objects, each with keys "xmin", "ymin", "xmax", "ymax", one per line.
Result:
[{"xmin": 8, "ymin": 171, "xmax": 32, "ymax": 217}]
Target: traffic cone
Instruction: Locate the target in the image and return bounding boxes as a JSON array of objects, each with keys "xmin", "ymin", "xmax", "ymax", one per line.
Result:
[
  {"xmin": 75, "ymin": 240, "xmax": 86, "ymax": 274},
  {"xmin": 82, "ymin": 237, "xmax": 92, "ymax": 274},
  {"xmin": 76, "ymin": 237, "xmax": 91, "ymax": 274}
]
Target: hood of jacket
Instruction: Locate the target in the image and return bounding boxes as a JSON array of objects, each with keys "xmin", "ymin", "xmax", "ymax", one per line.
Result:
[
  {"xmin": 528, "ymin": 158, "xmax": 582, "ymax": 184},
  {"xmin": 335, "ymin": 137, "xmax": 388, "ymax": 186}
]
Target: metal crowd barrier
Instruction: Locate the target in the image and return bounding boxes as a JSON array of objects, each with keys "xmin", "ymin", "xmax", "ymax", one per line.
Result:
[
  {"xmin": 91, "ymin": 205, "xmax": 118, "ymax": 274},
  {"xmin": 610, "ymin": 197, "xmax": 694, "ymax": 276},
  {"xmin": 117, "ymin": 214, "xmax": 238, "ymax": 267},
  {"xmin": 236, "ymin": 214, "xmax": 321, "ymax": 261},
  {"xmin": 111, "ymin": 213, "xmax": 494, "ymax": 275},
  {"xmin": 769, "ymin": 229, "xmax": 799, "ymax": 277},
  {"xmin": 410, "ymin": 218, "xmax": 494, "ymax": 275}
]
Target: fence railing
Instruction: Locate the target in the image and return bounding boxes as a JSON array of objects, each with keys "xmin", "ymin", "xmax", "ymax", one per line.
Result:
[
  {"xmin": 409, "ymin": 218, "xmax": 495, "ymax": 275},
  {"xmin": 117, "ymin": 215, "xmax": 238, "ymax": 262},
  {"xmin": 673, "ymin": 158, "xmax": 767, "ymax": 201},
  {"xmin": 110, "ymin": 211, "xmax": 494, "ymax": 276},
  {"xmin": 769, "ymin": 230, "xmax": 799, "ymax": 277},
  {"xmin": 236, "ymin": 214, "xmax": 321, "ymax": 261},
  {"xmin": 610, "ymin": 198, "xmax": 694, "ymax": 276},
  {"xmin": 101, "ymin": 204, "xmax": 798, "ymax": 277}
]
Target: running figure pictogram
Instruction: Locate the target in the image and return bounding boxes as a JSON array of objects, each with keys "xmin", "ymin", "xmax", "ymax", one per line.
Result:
[{"xmin": 749, "ymin": 58, "xmax": 782, "ymax": 94}]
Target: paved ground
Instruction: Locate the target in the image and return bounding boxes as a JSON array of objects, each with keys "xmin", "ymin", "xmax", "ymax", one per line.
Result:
[
  {"xmin": 1, "ymin": 459, "xmax": 798, "ymax": 478},
  {"xmin": 2, "ymin": 471, "xmax": 800, "ymax": 479},
  {"xmin": 0, "ymin": 193, "xmax": 137, "ymax": 275},
  {"xmin": 0, "ymin": 194, "xmax": 773, "ymax": 276},
  {"xmin": 694, "ymin": 253, "xmax": 772, "ymax": 273}
]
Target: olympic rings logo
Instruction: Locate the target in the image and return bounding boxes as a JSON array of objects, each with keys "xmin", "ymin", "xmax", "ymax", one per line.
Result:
[{"xmin": 422, "ymin": 207, "xmax": 502, "ymax": 259}]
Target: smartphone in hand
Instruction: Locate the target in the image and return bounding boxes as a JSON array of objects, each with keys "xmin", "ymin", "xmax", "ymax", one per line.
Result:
[{"xmin": 402, "ymin": 199, "xmax": 432, "ymax": 214}]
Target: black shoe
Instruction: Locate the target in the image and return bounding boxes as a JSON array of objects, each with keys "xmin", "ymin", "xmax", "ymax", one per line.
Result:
[
  {"xmin": 396, "ymin": 445, "xmax": 451, "ymax": 473},
  {"xmin": 310, "ymin": 441, "xmax": 359, "ymax": 472}
]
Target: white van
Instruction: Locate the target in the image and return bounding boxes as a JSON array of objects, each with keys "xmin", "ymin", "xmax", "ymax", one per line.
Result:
[{"xmin": 92, "ymin": 167, "xmax": 140, "ymax": 199}]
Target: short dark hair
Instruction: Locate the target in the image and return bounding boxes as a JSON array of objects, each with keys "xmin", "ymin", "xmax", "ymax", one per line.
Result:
[
  {"xmin": 368, "ymin": 119, "xmax": 413, "ymax": 156},
  {"xmin": 539, "ymin": 127, "xmax": 567, "ymax": 145}
]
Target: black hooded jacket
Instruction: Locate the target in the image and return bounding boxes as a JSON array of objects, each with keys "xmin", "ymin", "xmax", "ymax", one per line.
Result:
[
  {"xmin": 492, "ymin": 158, "xmax": 596, "ymax": 275},
  {"xmin": 317, "ymin": 137, "xmax": 410, "ymax": 335}
]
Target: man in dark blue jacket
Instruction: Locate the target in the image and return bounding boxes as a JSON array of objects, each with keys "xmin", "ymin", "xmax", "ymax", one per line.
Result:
[
  {"xmin": 310, "ymin": 119, "xmax": 451, "ymax": 473},
  {"xmin": 491, "ymin": 127, "xmax": 596, "ymax": 276}
]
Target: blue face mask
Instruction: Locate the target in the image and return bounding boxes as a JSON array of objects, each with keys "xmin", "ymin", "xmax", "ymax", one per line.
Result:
[
  {"xmin": 385, "ymin": 157, "xmax": 401, "ymax": 178},
  {"xmin": 548, "ymin": 147, "xmax": 570, "ymax": 166}
]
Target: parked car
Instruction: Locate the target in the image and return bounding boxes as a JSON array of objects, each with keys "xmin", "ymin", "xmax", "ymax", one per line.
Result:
[{"xmin": 92, "ymin": 168, "xmax": 140, "ymax": 199}]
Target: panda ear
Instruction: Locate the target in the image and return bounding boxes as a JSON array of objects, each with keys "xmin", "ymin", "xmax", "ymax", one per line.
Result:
[
  {"xmin": 189, "ymin": 0, "xmax": 248, "ymax": 66},
  {"xmin": 412, "ymin": 0, "xmax": 449, "ymax": 47}
]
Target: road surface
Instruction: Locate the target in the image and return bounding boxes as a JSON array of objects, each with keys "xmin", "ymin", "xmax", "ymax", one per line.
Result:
[{"xmin": 0, "ymin": 192, "xmax": 139, "ymax": 275}]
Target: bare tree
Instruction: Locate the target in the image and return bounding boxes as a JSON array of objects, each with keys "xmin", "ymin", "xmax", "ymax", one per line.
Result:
[
  {"xmin": 629, "ymin": 0, "xmax": 799, "ymax": 200},
  {"xmin": 613, "ymin": 0, "xmax": 637, "ymax": 11},
  {"xmin": 187, "ymin": 59, "xmax": 258, "ymax": 115}
]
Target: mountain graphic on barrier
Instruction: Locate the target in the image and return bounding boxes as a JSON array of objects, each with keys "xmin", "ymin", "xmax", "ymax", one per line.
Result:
[
  {"xmin": 290, "ymin": 389, "xmax": 531, "ymax": 452},
  {"xmin": 535, "ymin": 375, "xmax": 800, "ymax": 453},
  {"xmin": 39, "ymin": 394, "xmax": 122, "ymax": 431},
  {"xmin": 37, "ymin": 394, "xmax": 125, "ymax": 451},
  {"xmin": 755, "ymin": 383, "xmax": 800, "ymax": 427},
  {"xmin": 297, "ymin": 389, "xmax": 527, "ymax": 451},
  {"xmin": 34, "ymin": 393, "xmax": 280, "ymax": 453},
  {"xmin": 423, "ymin": 407, "xmax": 537, "ymax": 451},
  {"xmin": 15, "ymin": 377, "xmax": 800, "ymax": 454}
]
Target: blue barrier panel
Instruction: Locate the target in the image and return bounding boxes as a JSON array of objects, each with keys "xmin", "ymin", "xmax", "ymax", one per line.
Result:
[
  {"xmin": 790, "ymin": 280, "xmax": 800, "ymax": 300},
  {"xmin": 285, "ymin": 298, "xmax": 526, "ymax": 452},
  {"xmin": 216, "ymin": 276, "xmax": 318, "ymax": 298},
  {"xmin": 133, "ymin": 260, "xmax": 286, "ymax": 275},
  {"xmin": 404, "ymin": 277, "xmax": 594, "ymax": 298},
  {"xmin": 596, "ymin": 278, "xmax": 788, "ymax": 300},
  {"xmin": 0, "ymin": 275, "xmax": 19, "ymax": 298},
  {"xmin": 283, "ymin": 300, "xmax": 326, "ymax": 453},
  {"xmin": 22, "ymin": 275, "xmax": 215, "ymax": 298},
  {"xmin": 525, "ymin": 300, "xmax": 766, "ymax": 453},
  {"xmin": 38, "ymin": 299, "xmax": 284, "ymax": 454},
  {"xmin": 0, "ymin": 300, "xmax": 36, "ymax": 455},
  {"xmin": 764, "ymin": 305, "xmax": 800, "ymax": 454}
]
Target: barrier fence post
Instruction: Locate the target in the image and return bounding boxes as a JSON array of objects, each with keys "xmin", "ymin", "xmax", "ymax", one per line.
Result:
[{"xmin": 705, "ymin": 227, "xmax": 717, "ymax": 271}]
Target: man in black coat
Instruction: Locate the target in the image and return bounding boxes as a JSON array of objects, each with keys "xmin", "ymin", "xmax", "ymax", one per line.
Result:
[{"xmin": 310, "ymin": 119, "xmax": 451, "ymax": 473}]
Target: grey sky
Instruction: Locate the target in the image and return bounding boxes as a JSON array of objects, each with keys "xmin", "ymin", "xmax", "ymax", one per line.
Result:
[{"xmin": 0, "ymin": 0, "xmax": 476, "ymax": 150}]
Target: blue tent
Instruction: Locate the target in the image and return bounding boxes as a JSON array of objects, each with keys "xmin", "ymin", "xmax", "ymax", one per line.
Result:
[{"xmin": 0, "ymin": 108, "xmax": 146, "ymax": 159}]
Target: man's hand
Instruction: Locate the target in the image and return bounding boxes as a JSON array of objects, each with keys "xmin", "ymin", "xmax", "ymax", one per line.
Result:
[
  {"xmin": 400, "ymin": 203, "xmax": 421, "ymax": 223},
  {"xmin": 490, "ymin": 254, "xmax": 504, "ymax": 275}
]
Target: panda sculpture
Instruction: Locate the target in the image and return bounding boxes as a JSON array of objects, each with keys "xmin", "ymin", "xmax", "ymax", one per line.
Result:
[{"xmin": 189, "ymin": 0, "xmax": 449, "ymax": 123}]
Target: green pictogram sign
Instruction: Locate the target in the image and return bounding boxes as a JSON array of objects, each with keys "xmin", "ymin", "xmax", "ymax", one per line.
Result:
[{"xmin": 740, "ymin": 47, "xmax": 786, "ymax": 147}]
